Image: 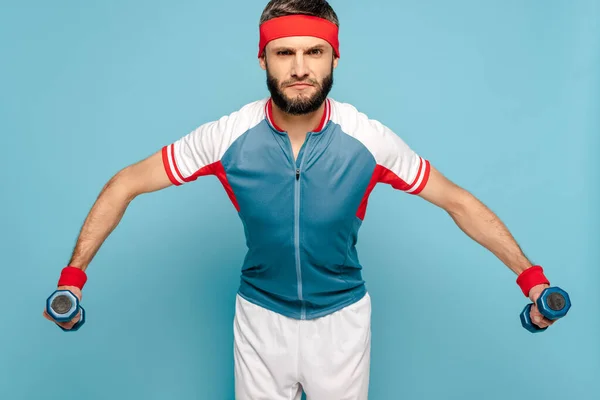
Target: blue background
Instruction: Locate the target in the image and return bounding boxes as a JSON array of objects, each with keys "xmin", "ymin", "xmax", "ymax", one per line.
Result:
[{"xmin": 1, "ymin": 0, "xmax": 598, "ymax": 399}]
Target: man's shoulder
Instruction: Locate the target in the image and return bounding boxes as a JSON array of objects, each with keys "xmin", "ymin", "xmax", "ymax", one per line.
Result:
[
  {"xmin": 328, "ymin": 98, "xmax": 387, "ymax": 134},
  {"xmin": 329, "ymin": 97, "xmax": 361, "ymax": 118},
  {"xmin": 228, "ymin": 97, "xmax": 269, "ymax": 118},
  {"xmin": 188, "ymin": 98, "xmax": 267, "ymax": 137},
  {"xmin": 204, "ymin": 98, "xmax": 268, "ymax": 129}
]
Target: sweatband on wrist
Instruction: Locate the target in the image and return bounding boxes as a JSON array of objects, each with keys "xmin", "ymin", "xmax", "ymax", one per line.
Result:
[
  {"xmin": 57, "ymin": 266, "xmax": 88, "ymax": 289},
  {"xmin": 258, "ymin": 15, "xmax": 340, "ymax": 58},
  {"xmin": 516, "ymin": 265, "xmax": 549, "ymax": 297}
]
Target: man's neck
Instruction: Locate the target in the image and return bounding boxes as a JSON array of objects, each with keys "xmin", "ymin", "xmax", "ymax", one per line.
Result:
[{"xmin": 271, "ymin": 100, "xmax": 326, "ymax": 136}]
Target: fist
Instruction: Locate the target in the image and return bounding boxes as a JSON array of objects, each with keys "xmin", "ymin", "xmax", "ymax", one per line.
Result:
[
  {"xmin": 527, "ymin": 284, "xmax": 556, "ymax": 329},
  {"xmin": 43, "ymin": 285, "xmax": 83, "ymax": 330}
]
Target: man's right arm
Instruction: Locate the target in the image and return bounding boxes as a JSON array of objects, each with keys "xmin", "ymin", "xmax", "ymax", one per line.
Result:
[
  {"xmin": 65, "ymin": 99, "xmax": 266, "ymax": 273},
  {"xmin": 67, "ymin": 149, "xmax": 172, "ymax": 272}
]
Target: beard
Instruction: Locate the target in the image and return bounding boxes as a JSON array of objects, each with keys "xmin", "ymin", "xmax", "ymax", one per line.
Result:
[{"xmin": 266, "ymin": 59, "xmax": 334, "ymax": 116}]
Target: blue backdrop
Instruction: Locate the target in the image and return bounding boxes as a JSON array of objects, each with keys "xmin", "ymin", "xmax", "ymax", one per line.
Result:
[{"xmin": 1, "ymin": 1, "xmax": 598, "ymax": 399}]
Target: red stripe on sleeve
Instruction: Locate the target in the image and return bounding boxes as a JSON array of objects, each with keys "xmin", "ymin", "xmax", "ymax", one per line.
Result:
[
  {"xmin": 405, "ymin": 157, "xmax": 423, "ymax": 191},
  {"xmin": 169, "ymin": 144, "xmax": 187, "ymax": 183},
  {"xmin": 162, "ymin": 146, "xmax": 181, "ymax": 186},
  {"xmin": 410, "ymin": 160, "xmax": 431, "ymax": 195}
]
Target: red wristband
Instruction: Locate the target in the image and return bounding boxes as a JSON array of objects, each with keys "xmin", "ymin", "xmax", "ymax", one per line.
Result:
[
  {"xmin": 516, "ymin": 265, "xmax": 549, "ymax": 297},
  {"xmin": 57, "ymin": 266, "xmax": 88, "ymax": 289}
]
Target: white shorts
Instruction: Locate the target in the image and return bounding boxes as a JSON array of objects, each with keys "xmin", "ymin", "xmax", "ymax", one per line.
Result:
[{"xmin": 233, "ymin": 292, "xmax": 372, "ymax": 400}]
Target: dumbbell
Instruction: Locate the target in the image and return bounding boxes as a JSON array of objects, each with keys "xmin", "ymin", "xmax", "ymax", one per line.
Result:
[
  {"xmin": 520, "ymin": 287, "xmax": 570, "ymax": 333},
  {"xmin": 46, "ymin": 290, "xmax": 86, "ymax": 332}
]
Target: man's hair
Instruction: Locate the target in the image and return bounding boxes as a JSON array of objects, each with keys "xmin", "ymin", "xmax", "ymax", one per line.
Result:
[{"xmin": 259, "ymin": 0, "xmax": 339, "ymax": 27}]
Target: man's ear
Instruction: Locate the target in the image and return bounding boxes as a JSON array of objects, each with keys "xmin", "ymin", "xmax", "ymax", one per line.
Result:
[
  {"xmin": 333, "ymin": 56, "xmax": 339, "ymax": 69},
  {"xmin": 259, "ymin": 54, "xmax": 267, "ymax": 70}
]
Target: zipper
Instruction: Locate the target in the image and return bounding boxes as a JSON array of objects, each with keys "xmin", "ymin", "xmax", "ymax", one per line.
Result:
[{"xmin": 292, "ymin": 133, "xmax": 312, "ymax": 320}]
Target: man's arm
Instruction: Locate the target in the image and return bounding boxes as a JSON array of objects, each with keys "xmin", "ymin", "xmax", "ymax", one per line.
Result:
[
  {"xmin": 416, "ymin": 165, "xmax": 533, "ymax": 275},
  {"xmin": 67, "ymin": 150, "xmax": 172, "ymax": 271}
]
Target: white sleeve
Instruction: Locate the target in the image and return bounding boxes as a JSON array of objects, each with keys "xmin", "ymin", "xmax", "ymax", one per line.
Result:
[
  {"xmin": 161, "ymin": 100, "xmax": 266, "ymax": 186},
  {"xmin": 331, "ymin": 101, "xmax": 431, "ymax": 195},
  {"xmin": 365, "ymin": 119, "xmax": 431, "ymax": 195}
]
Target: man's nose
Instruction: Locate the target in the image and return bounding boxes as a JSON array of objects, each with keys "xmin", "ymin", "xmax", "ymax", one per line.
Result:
[{"xmin": 291, "ymin": 53, "xmax": 309, "ymax": 78}]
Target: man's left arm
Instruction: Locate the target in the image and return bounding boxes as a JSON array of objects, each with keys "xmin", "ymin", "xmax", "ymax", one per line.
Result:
[
  {"xmin": 416, "ymin": 165, "xmax": 556, "ymax": 328},
  {"xmin": 356, "ymin": 116, "xmax": 559, "ymax": 329},
  {"xmin": 417, "ymin": 165, "xmax": 531, "ymax": 274}
]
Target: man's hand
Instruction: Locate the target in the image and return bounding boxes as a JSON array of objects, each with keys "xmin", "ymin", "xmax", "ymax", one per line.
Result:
[{"xmin": 527, "ymin": 284, "xmax": 555, "ymax": 329}]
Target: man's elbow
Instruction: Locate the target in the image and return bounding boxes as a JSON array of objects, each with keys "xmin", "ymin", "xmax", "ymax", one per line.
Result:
[
  {"xmin": 109, "ymin": 151, "xmax": 173, "ymax": 199},
  {"xmin": 104, "ymin": 167, "xmax": 139, "ymax": 203},
  {"xmin": 444, "ymin": 186, "xmax": 476, "ymax": 217}
]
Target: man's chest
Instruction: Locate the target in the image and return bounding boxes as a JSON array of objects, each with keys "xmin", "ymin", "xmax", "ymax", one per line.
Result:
[{"xmin": 220, "ymin": 129, "xmax": 378, "ymax": 223}]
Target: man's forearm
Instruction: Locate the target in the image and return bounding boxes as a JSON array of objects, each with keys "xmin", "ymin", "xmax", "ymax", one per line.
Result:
[
  {"xmin": 67, "ymin": 173, "xmax": 136, "ymax": 272},
  {"xmin": 447, "ymin": 192, "xmax": 533, "ymax": 275}
]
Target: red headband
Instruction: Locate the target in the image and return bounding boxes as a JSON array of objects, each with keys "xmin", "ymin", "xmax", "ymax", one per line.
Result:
[{"xmin": 258, "ymin": 15, "xmax": 340, "ymax": 58}]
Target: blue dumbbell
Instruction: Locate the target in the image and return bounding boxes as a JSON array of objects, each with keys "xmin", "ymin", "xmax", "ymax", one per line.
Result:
[
  {"xmin": 520, "ymin": 287, "xmax": 571, "ymax": 333},
  {"xmin": 46, "ymin": 290, "xmax": 86, "ymax": 332}
]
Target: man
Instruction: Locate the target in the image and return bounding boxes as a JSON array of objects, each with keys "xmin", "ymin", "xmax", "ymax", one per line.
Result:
[{"xmin": 43, "ymin": 1, "xmax": 562, "ymax": 399}]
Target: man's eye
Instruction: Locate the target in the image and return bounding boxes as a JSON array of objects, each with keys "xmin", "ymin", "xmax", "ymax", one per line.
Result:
[
  {"xmin": 277, "ymin": 51, "xmax": 292, "ymax": 56},
  {"xmin": 310, "ymin": 49, "xmax": 323, "ymax": 55}
]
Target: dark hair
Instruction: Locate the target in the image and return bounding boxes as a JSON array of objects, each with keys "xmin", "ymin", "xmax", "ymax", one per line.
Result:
[{"xmin": 259, "ymin": 0, "xmax": 339, "ymax": 27}]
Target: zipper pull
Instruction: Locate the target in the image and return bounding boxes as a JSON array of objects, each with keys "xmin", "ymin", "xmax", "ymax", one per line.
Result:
[{"xmin": 296, "ymin": 169, "xmax": 300, "ymax": 180}]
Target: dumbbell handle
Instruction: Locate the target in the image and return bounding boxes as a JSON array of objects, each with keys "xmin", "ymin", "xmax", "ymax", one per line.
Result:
[
  {"xmin": 55, "ymin": 305, "xmax": 85, "ymax": 332},
  {"xmin": 521, "ymin": 303, "xmax": 549, "ymax": 332}
]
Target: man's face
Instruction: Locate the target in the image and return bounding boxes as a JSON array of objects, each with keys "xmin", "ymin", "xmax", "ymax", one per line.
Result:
[{"xmin": 260, "ymin": 36, "xmax": 339, "ymax": 115}]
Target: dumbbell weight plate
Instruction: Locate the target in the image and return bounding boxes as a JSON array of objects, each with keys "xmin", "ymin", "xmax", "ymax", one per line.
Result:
[{"xmin": 46, "ymin": 290, "xmax": 79, "ymax": 322}]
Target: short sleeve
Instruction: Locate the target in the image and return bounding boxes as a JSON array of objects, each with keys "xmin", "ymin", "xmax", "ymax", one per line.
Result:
[
  {"xmin": 329, "ymin": 100, "xmax": 431, "ymax": 195},
  {"xmin": 161, "ymin": 100, "xmax": 267, "ymax": 186},
  {"xmin": 371, "ymin": 122, "xmax": 431, "ymax": 195}
]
